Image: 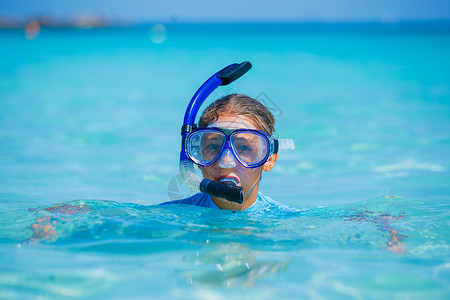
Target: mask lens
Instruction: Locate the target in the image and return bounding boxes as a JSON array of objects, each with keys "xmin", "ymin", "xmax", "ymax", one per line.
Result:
[
  {"xmin": 187, "ymin": 130, "xmax": 225, "ymax": 165},
  {"xmin": 232, "ymin": 132, "xmax": 268, "ymax": 166}
]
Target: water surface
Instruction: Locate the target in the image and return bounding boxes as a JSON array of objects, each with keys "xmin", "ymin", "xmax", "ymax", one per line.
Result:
[{"xmin": 0, "ymin": 23, "xmax": 449, "ymax": 299}]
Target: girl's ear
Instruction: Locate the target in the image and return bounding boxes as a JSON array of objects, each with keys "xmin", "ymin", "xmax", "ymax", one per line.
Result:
[{"xmin": 263, "ymin": 153, "xmax": 278, "ymax": 172}]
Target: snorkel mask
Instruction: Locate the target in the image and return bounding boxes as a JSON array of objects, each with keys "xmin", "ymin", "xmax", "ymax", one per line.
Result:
[{"xmin": 180, "ymin": 61, "xmax": 294, "ymax": 204}]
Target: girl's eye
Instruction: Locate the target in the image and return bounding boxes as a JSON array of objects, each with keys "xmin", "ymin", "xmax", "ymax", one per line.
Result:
[
  {"xmin": 204, "ymin": 142, "xmax": 222, "ymax": 153},
  {"xmin": 207, "ymin": 143, "xmax": 220, "ymax": 150},
  {"xmin": 237, "ymin": 144, "xmax": 252, "ymax": 152}
]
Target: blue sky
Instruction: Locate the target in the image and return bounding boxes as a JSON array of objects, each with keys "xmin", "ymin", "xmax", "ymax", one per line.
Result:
[{"xmin": 1, "ymin": 0, "xmax": 450, "ymax": 23}]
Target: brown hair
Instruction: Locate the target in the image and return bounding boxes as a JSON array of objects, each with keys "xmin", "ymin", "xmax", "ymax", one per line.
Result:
[{"xmin": 198, "ymin": 94, "xmax": 276, "ymax": 136}]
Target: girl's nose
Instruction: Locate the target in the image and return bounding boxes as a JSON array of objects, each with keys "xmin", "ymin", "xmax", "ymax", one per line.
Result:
[{"xmin": 218, "ymin": 148, "xmax": 237, "ymax": 169}]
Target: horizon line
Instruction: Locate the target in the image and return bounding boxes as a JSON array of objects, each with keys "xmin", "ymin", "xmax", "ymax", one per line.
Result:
[{"xmin": 2, "ymin": 18, "xmax": 450, "ymax": 29}]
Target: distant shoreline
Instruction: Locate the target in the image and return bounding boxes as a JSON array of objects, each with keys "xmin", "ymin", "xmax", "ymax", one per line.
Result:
[{"xmin": 2, "ymin": 19, "xmax": 450, "ymax": 32}]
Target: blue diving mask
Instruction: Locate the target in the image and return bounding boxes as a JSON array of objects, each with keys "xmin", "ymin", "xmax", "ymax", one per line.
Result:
[{"xmin": 185, "ymin": 127, "xmax": 294, "ymax": 169}]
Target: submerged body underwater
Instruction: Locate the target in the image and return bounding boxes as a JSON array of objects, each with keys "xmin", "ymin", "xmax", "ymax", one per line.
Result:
[
  {"xmin": 1, "ymin": 196, "xmax": 449, "ymax": 299},
  {"xmin": 1, "ymin": 24, "xmax": 450, "ymax": 299}
]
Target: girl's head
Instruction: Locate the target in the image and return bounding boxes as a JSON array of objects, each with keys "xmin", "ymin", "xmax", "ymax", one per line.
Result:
[
  {"xmin": 199, "ymin": 94, "xmax": 276, "ymax": 136},
  {"xmin": 197, "ymin": 94, "xmax": 278, "ymax": 210}
]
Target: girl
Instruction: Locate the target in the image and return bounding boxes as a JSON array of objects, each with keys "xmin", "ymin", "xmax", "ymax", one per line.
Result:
[{"xmin": 160, "ymin": 93, "xmax": 294, "ymax": 211}]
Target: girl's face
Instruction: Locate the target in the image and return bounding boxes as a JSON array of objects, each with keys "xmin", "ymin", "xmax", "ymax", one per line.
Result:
[{"xmin": 199, "ymin": 115, "xmax": 277, "ymax": 210}]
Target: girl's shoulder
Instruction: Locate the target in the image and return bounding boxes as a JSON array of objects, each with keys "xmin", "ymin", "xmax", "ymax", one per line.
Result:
[{"xmin": 159, "ymin": 193, "xmax": 219, "ymax": 209}]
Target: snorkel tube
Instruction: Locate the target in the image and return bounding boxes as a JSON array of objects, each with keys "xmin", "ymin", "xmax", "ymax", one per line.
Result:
[{"xmin": 180, "ymin": 61, "xmax": 252, "ymax": 204}]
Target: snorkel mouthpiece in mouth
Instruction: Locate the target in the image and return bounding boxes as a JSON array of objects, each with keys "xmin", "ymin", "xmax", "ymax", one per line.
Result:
[
  {"xmin": 200, "ymin": 179, "xmax": 243, "ymax": 204},
  {"xmin": 219, "ymin": 177, "xmax": 239, "ymax": 187},
  {"xmin": 179, "ymin": 61, "xmax": 251, "ymax": 204}
]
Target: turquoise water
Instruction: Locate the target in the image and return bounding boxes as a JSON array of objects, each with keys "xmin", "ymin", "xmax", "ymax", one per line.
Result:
[
  {"xmin": 0, "ymin": 197, "xmax": 449, "ymax": 299},
  {"xmin": 0, "ymin": 24, "xmax": 449, "ymax": 298}
]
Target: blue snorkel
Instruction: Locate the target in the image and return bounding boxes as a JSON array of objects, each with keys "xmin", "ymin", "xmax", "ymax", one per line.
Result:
[{"xmin": 180, "ymin": 61, "xmax": 252, "ymax": 204}]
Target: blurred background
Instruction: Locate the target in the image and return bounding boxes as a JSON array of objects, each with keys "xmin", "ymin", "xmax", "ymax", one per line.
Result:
[
  {"xmin": 1, "ymin": 0, "xmax": 449, "ymax": 209},
  {"xmin": 2, "ymin": 0, "xmax": 450, "ymax": 24}
]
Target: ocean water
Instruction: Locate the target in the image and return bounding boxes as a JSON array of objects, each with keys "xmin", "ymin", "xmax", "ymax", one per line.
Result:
[{"xmin": 0, "ymin": 23, "xmax": 449, "ymax": 299}]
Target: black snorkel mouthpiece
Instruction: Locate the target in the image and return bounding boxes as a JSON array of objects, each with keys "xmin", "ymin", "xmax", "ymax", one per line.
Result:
[
  {"xmin": 200, "ymin": 179, "xmax": 244, "ymax": 204},
  {"xmin": 180, "ymin": 61, "xmax": 251, "ymax": 204}
]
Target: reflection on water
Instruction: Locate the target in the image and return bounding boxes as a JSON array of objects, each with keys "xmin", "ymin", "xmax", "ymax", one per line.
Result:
[{"xmin": 181, "ymin": 242, "xmax": 290, "ymax": 287}]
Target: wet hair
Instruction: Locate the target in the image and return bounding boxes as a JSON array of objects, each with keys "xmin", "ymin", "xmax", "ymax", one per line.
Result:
[{"xmin": 199, "ymin": 94, "xmax": 276, "ymax": 136}]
